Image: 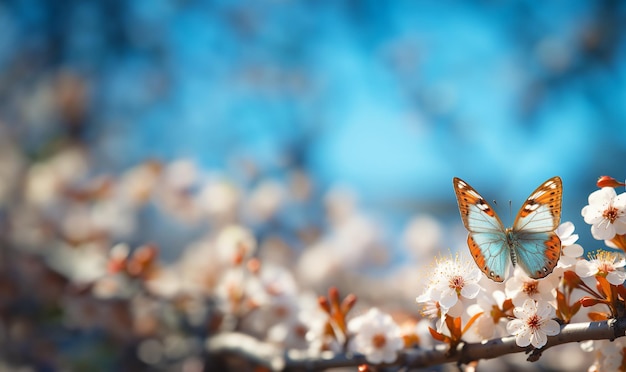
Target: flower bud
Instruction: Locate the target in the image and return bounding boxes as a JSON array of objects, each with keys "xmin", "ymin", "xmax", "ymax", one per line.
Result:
[{"xmin": 597, "ymin": 176, "xmax": 625, "ymax": 188}]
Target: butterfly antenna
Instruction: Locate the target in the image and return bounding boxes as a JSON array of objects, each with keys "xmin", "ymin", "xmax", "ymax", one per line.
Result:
[
  {"xmin": 493, "ymin": 200, "xmax": 500, "ymax": 217},
  {"xmin": 509, "ymin": 200, "xmax": 513, "ymax": 220}
]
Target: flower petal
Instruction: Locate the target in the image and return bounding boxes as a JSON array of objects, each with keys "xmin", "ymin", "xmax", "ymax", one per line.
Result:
[
  {"xmin": 561, "ymin": 233, "xmax": 579, "ymax": 247},
  {"xmin": 575, "ymin": 260, "xmax": 598, "ymax": 278},
  {"xmin": 556, "ymin": 221, "xmax": 575, "ymax": 238},
  {"xmin": 613, "ymin": 257, "xmax": 626, "ymax": 269},
  {"xmin": 466, "ymin": 267, "xmax": 483, "ymax": 282},
  {"xmin": 563, "ymin": 244, "xmax": 584, "ymax": 258},
  {"xmin": 515, "ymin": 329, "xmax": 532, "ymax": 347},
  {"xmin": 531, "ymin": 329, "xmax": 548, "ymax": 348},
  {"xmin": 521, "ymin": 299, "xmax": 537, "ymax": 314},
  {"xmin": 613, "ymin": 193, "xmax": 626, "ymax": 209},
  {"xmin": 365, "ymin": 350, "xmax": 383, "ymax": 364},
  {"xmin": 513, "ymin": 306, "xmax": 526, "ymax": 319},
  {"xmin": 438, "ymin": 288, "xmax": 458, "ymax": 309},
  {"xmin": 592, "ymin": 223, "xmax": 616, "ymax": 241},
  {"xmin": 541, "ymin": 319, "xmax": 561, "ymax": 336},
  {"xmin": 614, "ymin": 219, "xmax": 626, "ymax": 235},
  {"xmin": 460, "ymin": 282, "xmax": 481, "ymax": 299},
  {"xmin": 381, "ymin": 349, "xmax": 399, "ymax": 364},
  {"xmin": 535, "ymin": 301, "xmax": 554, "ymax": 319},
  {"xmin": 582, "ymin": 205, "xmax": 601, "ymax": 224},
  {"xmin": 506, "ymin": 319, "xmax": 524, "ymax": 335},
  {"xmin": 589, "ymin": 188, "xmax": 617, "ymax": 205},
  {"xmin": 607, "ymin": 270, "xmax": 626, "ymax": 285},
  {"xmin": 416, "ymin": 286, "xmax": 437, "ymax": 303}
]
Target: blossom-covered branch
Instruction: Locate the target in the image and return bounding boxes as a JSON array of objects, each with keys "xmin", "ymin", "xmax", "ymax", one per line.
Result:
[
  {"xmin": 4, "ymin": 141, "xmax": 626, "ymax": 371},
  {"xmin": 207, "ymin": 317, "xmax": 626, "ymax": 370}
]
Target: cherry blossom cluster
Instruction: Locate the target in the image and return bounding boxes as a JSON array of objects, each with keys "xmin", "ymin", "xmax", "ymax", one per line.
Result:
[
  {"xmin": 415, "ymin": 175, "xmax": 626, "ymax": 371},
  {"xmin": 4, "ymin": 141, "xmax": 626, "ymax": 371},
  {"xmin": 0, "ymin": 145, "xmax": 419, "ymax": 369}
]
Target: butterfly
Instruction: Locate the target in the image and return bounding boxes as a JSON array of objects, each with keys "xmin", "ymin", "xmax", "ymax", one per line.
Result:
[{"xmin": 452, "ymin": 177, "xmax": 563, "ymax": 282}]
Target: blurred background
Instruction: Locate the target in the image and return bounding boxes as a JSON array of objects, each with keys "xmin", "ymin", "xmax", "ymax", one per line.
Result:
[
  {"xmin": 1, "ymin": 0, "xmax": 625, "ymax": 370},
  {"xmin": 4, "ymin": 0, "xmax": 626, "ymax": 247}
]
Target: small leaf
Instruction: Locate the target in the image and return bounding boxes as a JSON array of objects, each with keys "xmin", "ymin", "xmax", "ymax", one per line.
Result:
[
  {"xmin": 596, "ymin": 276, "xmax": 612, "ymax": 300},
  {"xmin": 588, "ymin": 311, "xmax": 610, "ymax": 321},
  {"xmin": 445, "ymin": 315, "xmax": 462, "ymax": 340},
  {"xmin": 609, "ymin": 234, "xmax": 626, "ymax": 252},
  {"xmin": 502, "ymin": 298, "xmax": 514, "ymax": 313},
  {"xmin": 428, "ymin": 326, "xmax": 446, "ymax": 342},
  {"xmin": 462, "ymin": 311, "xmax": 484, "ymax": 335},
  {"xmin": 403, "ymin": 333, "xmax": 420, "ymax": 348},
  {"xmin": 556, "ymin": 289, "xmax": 567, "ymax": 319},
  {"xmin": 340, "ymin": 293, "xmax": 357, "ymax": 314},
  {"xmin": 563, "ymin": 270, "xmax": 582, "ymax": 287},
  {"xmin": 579, "ymin": 297, "xmax": 608, "ymax": 307},
  {"xmin": 597, "ymin": 176, "xmax": 625, "ymax": 188}
]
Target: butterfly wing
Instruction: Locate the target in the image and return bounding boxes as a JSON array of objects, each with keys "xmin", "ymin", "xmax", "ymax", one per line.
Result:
[
  {"xmin": 511, "ymin": 176, "xmax": 563, "ymax": 279},
  {"xmin": 453, "ymin": 177, "xmax": 510, "ymax": 282}
]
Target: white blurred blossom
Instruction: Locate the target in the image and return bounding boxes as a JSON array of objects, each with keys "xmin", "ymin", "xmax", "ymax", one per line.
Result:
[
  {"xmin": 162, "ymin": 159, "xmax": 199, "ymax": 191},
  {"xmin": 402, "ymin": 215, "xmax": 443, "ymax": 260},
  {"xmin": 216, "ymin": 225, "xmax": 257, "ymax": 264},
  {"xmin": 465, "ymin": 290, "xmax": 508, "ymax": 341},
  {"xmin": 585, "ymin": 339, "xmax": 626, "ymax": 371},
  {"xmin": 91, "ymin": 199, "xmax": 136, "ymax": 239},
  {"xmin": 117, "ymin": 161, "xmax": 162, "ymax": 205},
  {"xmin": 25, "ymin": 148, "xmax": 88, "ymax": 207},
  {"xmin": 246, "ymin": 180, "xmax": 285, "ymax": 222},
  {"xmin": 45, "ymin": 242, "xmax": 108, "ymax": 284},
  {"xmin": 347, "ymin": 308, "xmax": 404, "ymax": 364},
  {"xmin": 197, "ymin": 177, "xmax": 240, "ymax": 221}
]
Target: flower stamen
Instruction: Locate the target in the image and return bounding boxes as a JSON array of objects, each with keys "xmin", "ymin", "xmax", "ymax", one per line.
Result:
[
  {"xmin": 526, "ymin": 314, "xmax": 541, "ymax": 330},
  {"xmin": 449, "ymin": 275, "xmax": 465, "ymax": 293},
  {"xmin": 522, "ymin": 280, "xmax": 539, "ymax": 296},
  {"xmin": 372, "ymin": 333, "xmax": 387, "ymax": 349},
  {"xmin": 603, "ymin": 206, "xmax": 620, "ymax": 224},
  {"xmin": 589, "ymin": 251, "xmax": 619, "ymax": 274}
]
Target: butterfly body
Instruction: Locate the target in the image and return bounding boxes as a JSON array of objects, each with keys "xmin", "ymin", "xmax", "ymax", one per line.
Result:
[{"xmin": 453, "ymin": 177, "xmax": 562, "ymax": 282}]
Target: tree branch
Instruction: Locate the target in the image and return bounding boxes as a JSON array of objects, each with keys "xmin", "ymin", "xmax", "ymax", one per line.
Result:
[{"xmin": 206, "ymin": 318, "xmax": 626, "ymax": 371}]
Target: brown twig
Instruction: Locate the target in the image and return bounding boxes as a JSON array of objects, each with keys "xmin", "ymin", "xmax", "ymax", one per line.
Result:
[{"xmin": 206, "ymin": 318, "xmax": 626, "ymax": 371}]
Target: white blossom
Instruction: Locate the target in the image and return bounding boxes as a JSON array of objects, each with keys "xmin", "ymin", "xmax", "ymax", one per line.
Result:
[
  {"xmin": 416, "ymin": 254, "xmax": 482, "ymax": 310},
  {"xmin": 347, "ymin": 308, "xmax": 404, "ymax": 364},
  {"xmin": 506, "ymin": 300, "xmax": 560, "ymax": 349},
  {"xmin": 556, "ymin": 221, "xmax": 584, "ymax": 268},
  {"xmin": 582, "ymin": 188, "xmax": 626, "ymax": 240},
  {"xmin": 504, "ymin": 267, "xmax": 558, "ymax": 307},
  {"xmin": 576, "ymin": 250, "xmax": 626, "ymax": 285}
]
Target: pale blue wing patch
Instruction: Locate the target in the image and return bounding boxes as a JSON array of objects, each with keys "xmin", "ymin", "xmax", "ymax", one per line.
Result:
[
  {"xmin": 513, "ymin": 204, "xmax": 558, "ymax": 233},
  {"xmin": 467, "ymin": 204, "xmax": 505, "ymax": 233},
  {"xmin": 511, "ymin": 231, "xmax": 561, "ymax": 279},
  {"xmin": 469, "ymin": 231, "xmax": 510, "ymax": 282}
]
